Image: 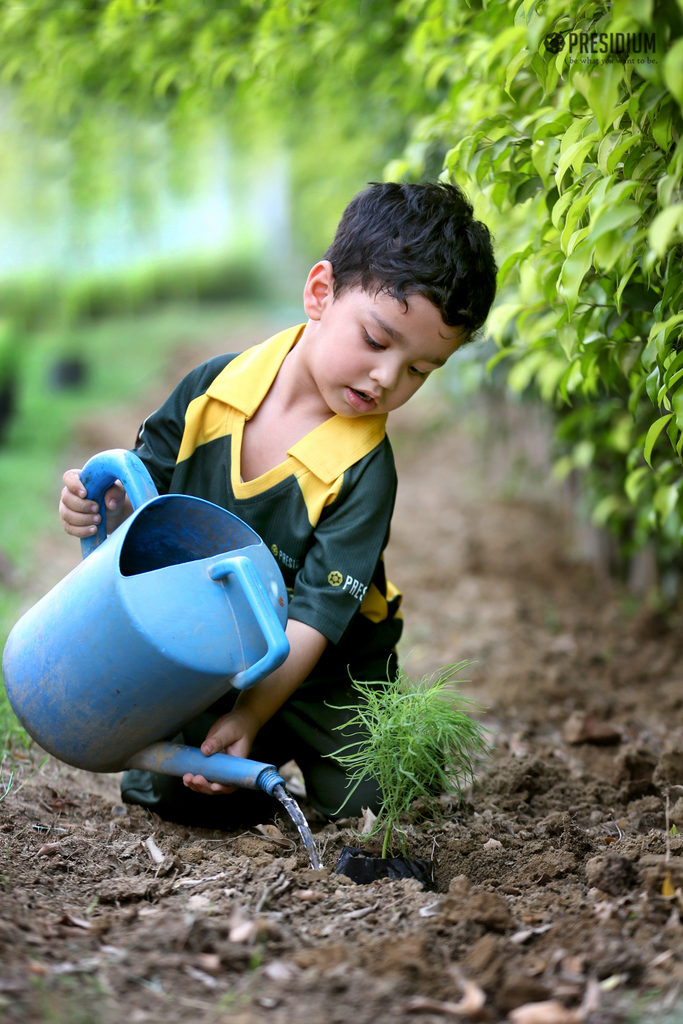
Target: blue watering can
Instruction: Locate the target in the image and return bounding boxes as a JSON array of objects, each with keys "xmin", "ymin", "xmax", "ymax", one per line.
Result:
[{"xmin": 2, "ymin": 450, "xmax": 291, "ymax": 796}]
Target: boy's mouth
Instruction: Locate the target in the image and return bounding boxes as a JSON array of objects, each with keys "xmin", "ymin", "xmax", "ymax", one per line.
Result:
[{"xmin": 346, "ymin": 386, "xmax": 378, "ymax": 411}]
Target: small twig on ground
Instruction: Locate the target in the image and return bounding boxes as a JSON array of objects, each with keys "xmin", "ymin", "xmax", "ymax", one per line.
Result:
[
  {"xmin": 172, "ymin": 872, "xmax": 226, "ymax": 889},
  {"xmin": 143, "ymin": 837, "xmax": 165, "ymax": 865},
  {"xmin": 342, "ymin": 901, "xmax": 380, "ymax": 919},
  {"xmin": 254, "ymin": 882, "xmax": 275, "ymax": 915}
]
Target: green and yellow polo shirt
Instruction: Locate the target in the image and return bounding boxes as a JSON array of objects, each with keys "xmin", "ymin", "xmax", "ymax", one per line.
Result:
[{"xmin": 132, "ymin": 325, "xmax": 402, "ymax": 667}]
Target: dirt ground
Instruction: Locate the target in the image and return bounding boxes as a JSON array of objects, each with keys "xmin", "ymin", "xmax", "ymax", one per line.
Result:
[{"xmin": 3, "ymin": 330, "xmax": 683, "ymax": 1023}]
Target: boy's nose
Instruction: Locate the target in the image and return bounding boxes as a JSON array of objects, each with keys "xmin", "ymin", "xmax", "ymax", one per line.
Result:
[{"xmin": 370, "ymin": 362, "xmax": 401, "ymax": 392}]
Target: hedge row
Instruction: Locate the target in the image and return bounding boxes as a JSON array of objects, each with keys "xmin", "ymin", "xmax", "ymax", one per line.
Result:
[
  {"xmin": 0, "ymin": 254, "xmax": 261, "ymax": 386},
  {"xmin": 387, "ymin": 0, "xmax": 683, "ymax": 572}
]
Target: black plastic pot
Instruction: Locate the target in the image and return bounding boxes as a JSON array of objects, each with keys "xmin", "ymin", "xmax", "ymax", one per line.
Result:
[{"xmin": 334, "ymin": 845, "xmax": 435, "ymax": 888}]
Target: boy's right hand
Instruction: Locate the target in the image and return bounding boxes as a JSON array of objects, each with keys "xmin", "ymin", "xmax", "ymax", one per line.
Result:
[{"xmin": 59, "ymin": 469, "xmax": 127, "ymax": 538}]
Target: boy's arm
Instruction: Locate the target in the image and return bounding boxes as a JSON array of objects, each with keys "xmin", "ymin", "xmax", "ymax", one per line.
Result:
[
  {"xmin": 59, "ymin": 353, "xmax": 240, "ymax": 539},
  {"xmin": 182, "ymin": 619, "xmax": 327, "ymax": 796}
]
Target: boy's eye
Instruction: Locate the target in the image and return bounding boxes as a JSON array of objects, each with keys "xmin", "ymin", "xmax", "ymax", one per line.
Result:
[
  {"xmin": 409, "ymin": 365, "xmax": 429, "ymax": 378},
  {"xmin": 363, "ymin": 331, "xmax": 386, "ymax": 351}
]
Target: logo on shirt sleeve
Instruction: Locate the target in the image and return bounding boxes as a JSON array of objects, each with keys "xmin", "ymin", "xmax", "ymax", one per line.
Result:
[{"xmin": 328, "ymin": 570, "xmax": 368, "ymax": 601}]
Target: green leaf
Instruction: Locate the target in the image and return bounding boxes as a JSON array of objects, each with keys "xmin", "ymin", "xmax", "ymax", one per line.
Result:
[
  {"xmin": 486, "ymin": 348, "xmax": 515, "ymax": 373},
  {"xmin": 531, "ymin": 136, "xmax": 560, "ymax": 186},
  {"xmin": 664, "ymin": 350, "xmax": 683, "ymax": 388},
  {"xmin": 588, "ymin": 203, "xmax": 641, "ymax": 244},
  {"xmin": 505, "ymin": 48, "xmax": 531, "ymax": 95},
  {"xmin": 552, "ymin": 455, "xmax": 574, "ymax": 481},
  {"xmin": 606, "ymin": 135, "xmax": 642, "ymax": 174},
  {"xmin": 628, "ymin": 373, "xmax": 648, "ymax": 416},
  {"xmin": 625, "ymin": 466, "xmax": 650, "ymax": 504},
  {"xmin": 497, "ymin": 250, "xmax": 523, "ymax": 285},
  {"xmin": 658, "ymin": 380, "xmax": 672, "ymax": 409},
  {"xmin": 653, "ymin": 483, "xmax": 679, "ymax": 521},
  {"xmin": 560, "ymin": 193, "xmax": 591, "ymax": 253},
  {"xmin": 653, "ymin": 104, "xmax": 673, "ymax": 152},
  {"xmin": 507, "ymin": 350, "xmax": 547, "ymax": 393},
  {"xmin": 661, "ymin": 272, "xmax": 683, "ymax": 317},
  {"xmin": 559, "ymin": 116, "xmax": 593, "ymax": 155},
  {"xmin": 446, "ymin": 141, "xmax": 465, "ymax": 174},
  {"xmin": 663, "ymin": 40, "xmax": 683, "ymax": 109},
  {"xmin": 597, "ymin": 131, "xmax": 623, "ymax": 176},
  {"xmin": 555, "ymin": 136, "xmax": 599, "ymax": 190},
  {"xmin": 566, "ymin": 225, "xmax": 590, "ymax": 256},
  {"xmin": 648, "ymin": 205, "xmax": 683, "ymax": 258},
  {"xmin": 592, "ymin": 494, "xmax": 622, "ymax": 526},
  {"xmin": 573, "ymin": 439, "xmax": 595, "ymax": 468},
  {"xmin": 644, "ymin": 414, "xmax": 673, "ymax": 467},
  {"xmin": 649, "ymin": 313, "xmax": 683, "ymax": 347},
  {"xmin": 558, "ymin": 244, "xmax": 593, "ymax": 314},
  {"xmin": 615, "ymin": 263, "xmax": 638, "ymax": 315},
  {"xmin": 551, "ymin": 185, "xmax": 579, "ymax": 229},
  {"xmin": 585, "ymin": 63, "xmax": 625, "ymax": 135},
  {"xmin": 487, "ymin": 303, "xmax": 524, "ymax": 342}
]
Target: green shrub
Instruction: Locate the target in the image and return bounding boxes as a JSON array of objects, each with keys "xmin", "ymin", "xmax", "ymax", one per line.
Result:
[{"xmin": 390, "ymin": 0, "xmax": 682, "ymax": 575}]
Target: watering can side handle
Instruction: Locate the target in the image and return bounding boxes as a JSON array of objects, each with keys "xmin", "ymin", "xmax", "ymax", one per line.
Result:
[
  {"xmin": 79, "ymin": 449, "xmax": 159, "ymax": 559},
  {"xmin": 209, "ymin": 555, "xmax": 290, "ymax": 690}
]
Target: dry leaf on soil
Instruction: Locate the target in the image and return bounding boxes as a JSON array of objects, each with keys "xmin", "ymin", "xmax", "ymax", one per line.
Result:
[
  {"xmin": 360, "ymin": 806, "xmax": 377, "ymax": 834},
  {"xmin": 404, "ymin": 981, "xmax": 485, "ymax": 1017},
  {"xmin": 509, "ymin": 1000, "xmax": 582, "ymax": 1024}
]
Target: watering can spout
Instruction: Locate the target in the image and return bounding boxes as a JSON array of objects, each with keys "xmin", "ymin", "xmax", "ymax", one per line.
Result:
[{"xmin": 125, "ymin": 742, "xmax": 286, "ymax": 795}]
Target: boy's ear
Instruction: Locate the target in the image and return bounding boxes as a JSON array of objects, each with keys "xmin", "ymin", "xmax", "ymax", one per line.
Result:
[{"xmin": 303, "ymin": 261, "xmax": 335, "ymax": 321}]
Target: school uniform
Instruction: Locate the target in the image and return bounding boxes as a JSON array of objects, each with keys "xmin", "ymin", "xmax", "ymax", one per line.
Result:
[{"xmin": 121, "ymin": 326, "xmax": 402, "ymax": 825}]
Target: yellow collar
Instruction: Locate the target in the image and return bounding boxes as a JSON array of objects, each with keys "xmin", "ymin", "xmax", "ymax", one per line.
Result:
[{"xmin": 205, "ymin": 325, "xmax": 387, "ymax": 484}]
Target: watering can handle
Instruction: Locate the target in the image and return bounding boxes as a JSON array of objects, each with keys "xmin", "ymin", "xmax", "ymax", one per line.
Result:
[
  {"xmin": 79, "ymin": 449, "xmax": 159, "ymax": 559},
  {"xmin": 209, "ymin": 555, "xmax": 290, "ymax": 690}
]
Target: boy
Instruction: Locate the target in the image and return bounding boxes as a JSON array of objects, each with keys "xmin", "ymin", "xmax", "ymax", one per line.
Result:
[{"xmin": 59, "ymin": 181, "xmax": 496, "ymax": 827}]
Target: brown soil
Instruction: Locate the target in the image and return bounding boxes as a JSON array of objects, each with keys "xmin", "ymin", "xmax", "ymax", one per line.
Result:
[{"xmin": 3, "ymin": 330, "xmax": 683, "ymax": 1023}]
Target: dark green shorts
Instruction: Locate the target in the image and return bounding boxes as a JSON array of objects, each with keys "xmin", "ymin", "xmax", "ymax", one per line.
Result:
[{"xmin": 121, "ymin": 651, "xmax": 397, "ymax": 829}]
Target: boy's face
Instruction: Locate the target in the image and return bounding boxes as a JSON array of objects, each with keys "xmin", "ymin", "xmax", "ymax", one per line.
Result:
[{"xmin": 302, "ymin": 261, "xmax": 464, "ymax": 417}]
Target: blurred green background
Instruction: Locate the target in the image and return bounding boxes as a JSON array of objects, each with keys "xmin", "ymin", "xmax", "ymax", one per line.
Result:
[{"xmin": 0, "ymin": 7, "xmax": 408, "ymax": 747}]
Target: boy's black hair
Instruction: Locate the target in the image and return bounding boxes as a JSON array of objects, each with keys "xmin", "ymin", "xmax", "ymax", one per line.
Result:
[{"xmin": 323, "ymin": 181, "xmax": 497, "ymax": 341}]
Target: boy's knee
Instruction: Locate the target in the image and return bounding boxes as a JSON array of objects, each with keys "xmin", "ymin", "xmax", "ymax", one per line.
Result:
[{"xmin": 301, "ymin": 761, "xmax": 382, "ymax": 820}]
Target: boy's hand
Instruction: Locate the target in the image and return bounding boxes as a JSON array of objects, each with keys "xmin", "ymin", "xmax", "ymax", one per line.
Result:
[
  {"xmin": 59, "ymin": 469, "xmax": 128, "ymax": 538},
  {"xmin": 183, "ymin": 620, "xmax": 328, "ymax": 798},
  {"xmin": 182, "ymin": 707, "xmax": 260, "ymax": 795}
]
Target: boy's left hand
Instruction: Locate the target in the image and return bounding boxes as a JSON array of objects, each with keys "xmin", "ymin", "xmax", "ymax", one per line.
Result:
[{"xmin": 182, "ymin": 707, "xmax": 260, "ymax": 795}]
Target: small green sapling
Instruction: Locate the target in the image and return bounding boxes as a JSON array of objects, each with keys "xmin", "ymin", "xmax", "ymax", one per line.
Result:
[{"xmin": 330, "ymin": 663, "xmax": 490, "ymax": 857}]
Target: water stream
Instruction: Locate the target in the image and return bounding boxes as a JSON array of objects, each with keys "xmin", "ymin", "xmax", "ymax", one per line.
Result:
[{"xmin": 273, "ymin": 783, "xmax": 322, "ymax": 870}]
